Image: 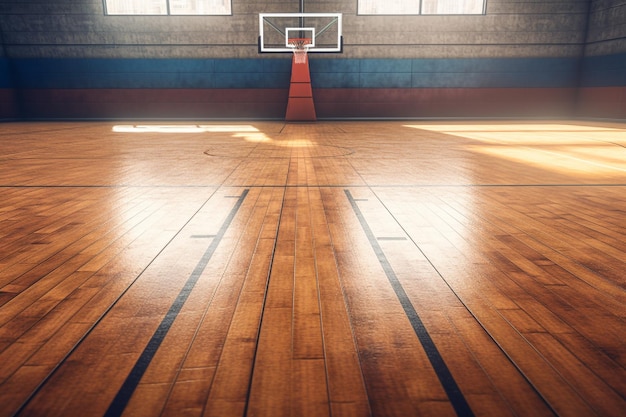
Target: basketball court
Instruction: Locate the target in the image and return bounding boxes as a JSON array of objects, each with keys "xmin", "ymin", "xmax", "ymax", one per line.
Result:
[
  {"xmin": 1, "ymin": 119, "xmax": 625, "ymax": 416},
  {"xmin": 1, "ymin": 2, "xmax": 625, "ymax": 417}
]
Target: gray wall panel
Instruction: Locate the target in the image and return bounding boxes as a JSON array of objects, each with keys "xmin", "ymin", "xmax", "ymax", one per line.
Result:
[
  {"xmin": 585, "ymin": 0, "xmax": 626, "ymax": 55},
  {"xmin": 488, "ymin": 2, "xmax": 590, "ymax": 15},
  {"xmin": 0, "ymin": 0, "xmax": 594, "ymax": 58}
]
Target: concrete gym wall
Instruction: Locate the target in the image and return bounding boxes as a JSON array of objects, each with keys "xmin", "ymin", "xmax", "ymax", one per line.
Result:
[
  {"xmin": 578, "ymin": 0, "xmax": 626, "ymax": 119},
  {"xmin": 0, "ymin": 0, "xmax": 613, "ymax": 119},
  {"xmin": 315, "ymin": 0, "xmax": 586, "ymax": 118},
  {"xmin": 0, "ymin": 0, "xmax": 295, "ymax": 119}
]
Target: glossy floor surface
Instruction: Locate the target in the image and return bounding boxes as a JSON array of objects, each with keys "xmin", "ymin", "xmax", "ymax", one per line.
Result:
[{"xmin": 0, "ymin": 121, "xmax": 625, "ymax": 417}]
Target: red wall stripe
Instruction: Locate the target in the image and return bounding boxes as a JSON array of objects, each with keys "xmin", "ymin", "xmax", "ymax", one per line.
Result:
[
  {"xmin": 577, "ymin": 87, "xmax": 626, "ymax": 119},
  {"xmin": 15, "ymin": 87, "xmax": 589, "ymax": 119}
]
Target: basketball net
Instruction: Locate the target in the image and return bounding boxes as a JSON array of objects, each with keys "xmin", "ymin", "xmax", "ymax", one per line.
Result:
[{"xmin": 288, "ymin": 38, "xmax": 311, "ymax": 64}]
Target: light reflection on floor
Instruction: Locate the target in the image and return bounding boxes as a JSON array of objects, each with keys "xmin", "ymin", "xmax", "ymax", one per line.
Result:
[{"xmin": 405, "ymin": 122, "xmax": 626, "ymax": 176}]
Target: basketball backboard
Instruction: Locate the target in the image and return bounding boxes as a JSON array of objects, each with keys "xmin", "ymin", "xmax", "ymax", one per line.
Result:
[{"xmin": 258, "ymin": 13, "xmax": 343, "ymax": 53}]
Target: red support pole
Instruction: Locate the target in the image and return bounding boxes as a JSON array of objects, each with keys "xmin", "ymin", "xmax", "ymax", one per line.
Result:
[{"xmin": 285, "ymin": 53, "xmax": 316, "ymax": 121}]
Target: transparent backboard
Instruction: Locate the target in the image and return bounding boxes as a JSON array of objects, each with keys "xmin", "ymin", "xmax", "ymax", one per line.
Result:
[{"xmin": 259, "ymin": 13, "xmax": 342, "ymax": 53}]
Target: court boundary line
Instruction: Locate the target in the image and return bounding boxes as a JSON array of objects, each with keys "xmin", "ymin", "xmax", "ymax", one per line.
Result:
[
  {"xmin": 345, "ymin": 189, "xmax": 474, "ymax": 417},
  {"xmin": 103, "ymin": 189, "xmax": 249, "ymax": 417}
]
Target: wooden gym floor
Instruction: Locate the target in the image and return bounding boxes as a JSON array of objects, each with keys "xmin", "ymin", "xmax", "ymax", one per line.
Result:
[{"xmin": 0, "ymin": 120, "xmax": 624, "ymax": 417}]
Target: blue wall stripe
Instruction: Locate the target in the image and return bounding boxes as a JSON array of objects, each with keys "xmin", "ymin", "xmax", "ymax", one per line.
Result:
[
  {"xmin": 581, "ymin": 52, "xmax": 626, "ymax": 87},
  {"xmin": 0, "ymin": 58, "xmax": 13, "ymax": 88},
  {"xmin": 361, "ymin": 59, "xmax": 412, "ymax": 73},
  {"xmin": 312, "ymin": 57, "xmax": 580, "ymax": 88},
  {"xmin": 7, "ymin": 56, "xmax": 603, "ymax": 90},
  {"xmin": 309, "ymin": 59, "xmax": 360, "ymax": 73},
  {"xmin": 12, "ymin": 58, "xmax": 292, "ymax": 89}
]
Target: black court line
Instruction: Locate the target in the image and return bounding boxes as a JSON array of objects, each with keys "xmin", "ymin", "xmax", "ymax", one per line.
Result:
[
  {"xmin": 345, "ymin": 189, "xmax": 474, "ymax": 417},
  {"xmin": 103, "ymin": 189, "xmax": 249, "ymax": 417}
]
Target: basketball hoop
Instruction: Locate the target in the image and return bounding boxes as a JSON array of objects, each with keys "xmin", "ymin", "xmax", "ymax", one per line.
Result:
[{"xmin": 288, "ymin": 38, "xmax": 312, "ymax": 64}]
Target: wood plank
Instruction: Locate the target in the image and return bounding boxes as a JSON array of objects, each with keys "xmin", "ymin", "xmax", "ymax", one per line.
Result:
[
  {"xmin": 247, "ymin": 307, "xmax": 294, "ymax": 417},
  {"xmin": 314, "ymin": 188, "xmax": 370, "ymax": 417}
]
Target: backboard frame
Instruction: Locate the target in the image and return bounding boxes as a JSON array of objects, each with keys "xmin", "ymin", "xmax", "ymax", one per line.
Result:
[{"xmin": 258, "ymin": 13, "xmax": 343, "ymax": 53}]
